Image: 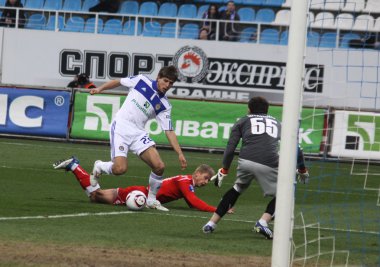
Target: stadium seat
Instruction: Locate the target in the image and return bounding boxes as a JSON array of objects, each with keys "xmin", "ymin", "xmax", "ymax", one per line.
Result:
[
  {"xmin": 82, "ymin": 0, "xmax": 99, "ymax": 12},
  {"xmin": 62, "ymin": 16, "xmax": 84, "ymax": 32},
  {"xmin": 139, "ymin": 2, "xmax": 158, "ymax": 16},
  {"xmin": 238, "ymin": 7, "xmax": 255, "ymax": 22},
  {"xmin": 311, "ymin": 12, "xmax": 335, "ymax": 29},
  {"xmin": 122, "ymin": 20, "xmax": 142, "ymax": 35},
  {"xmin": 43, "ymin": 0, "xmax": 63, "ymax": 10},
  {"xmin": 242, "ymin": 0, "xmax": 263, "ymax": 5},
  {"xmin": 306, "ymin": 31, "xmax": 320, "ymax": 47},
  {"xmin": 340, "ymin": 33, "xmax": 361, "ymax": 48},
  {"xmin": 319, "ymin": 32, "xmax": 338, "ymax": 48},
  {"xmin": 335, "ymin": 13, "xmax": 354, "ymax": 30},
  {"xmin": 363, "ymin": 0, "xmax": 380, "ymax": 13},
  {"xmin": 239, "ymin": 26, "xmax": 256, "ymax": 42},
  {"xmin": 255, "ymin": 8, "xmax": 275, "ymax": 23},
  {"xmin": 179, "ymin": 23, "xmax": 199, "ymax": 39},
  {"xmin": 45, "ymin": 15, "xmax": 64, "ymax": 31},
  {"xmin": 119, "ymin": 1, "xmax": 139, "ymax": 15},
  {"xmin": 342, "ymin": 0, "xmax": 365, "ymax": 12},
  {"xmin": 25, "ymin": 13, "xmax": 46, "ymax": 30},
  {"xmin": 101, "ymin": 19, "xmax": 122, "ymax": 34},
  {"xmin": 84, "ymin": 17, "xmax": 103, "ymax": 33},
  {"xmin": 224, "ymin": 0, "xmax": 243, "ymax": 4},
  {"xmin": 279, "ymin": 30, "xmax": 288, "ymax": 45},
  {"xmin": 261, "ymin": 0, "xmax": 284, "ymax": 7},
  {"xmin": 142, "ymin": 21, "xmax": 161, "ymax": 37},
  {"xmin": 158, "ymin": 2, "xmax": 177, "ymax": 17},
  {"xmin": 24, "ymin": 0, "xmax": 44, "ymax": 9},
  {"xmin": 272, "ymin": 9, "xmax": 290, "ymax": 25},
  {"xmin": 177, "ymin": 4, "xmax": 197, "ymax": 19},
  {"xmin": 259, "ymin": 28, "xmax": 279, "ymax": 44},
  {"xmin": 0, "ymin": 0, "xmax": 5, "ymax": 6},
  {"xmin": 308, "ymin": 12, "xmax": 315, "ymax": 26},
  {"xmin": 62, "ymin": 0, "xmax": 82, "ymax": 11},
  {"xmin": 353, "ymin": 15, "xmax": 374, "ymax": 31},
  {"xmin": 324, "ymin": 0, "xmax": 344, "ymax": 11},
  {"xmin": 310, "ymin": 0, "xmax": 324, "ymax": 10},
  {"xmin": 161, "ymin": 22, "xmax": 177, "ymax": 38},
  {"xmin": 197, "ymin": 4, "xmax": 209, "ymax": 18}
]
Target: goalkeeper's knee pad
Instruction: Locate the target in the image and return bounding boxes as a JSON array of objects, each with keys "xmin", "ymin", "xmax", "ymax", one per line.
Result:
[{"xmin": 216, "ymin": 188, "xmax": 240, "ymax": 217}]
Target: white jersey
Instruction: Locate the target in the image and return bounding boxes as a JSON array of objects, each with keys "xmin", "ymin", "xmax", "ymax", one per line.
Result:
[{"xmin": 115, "ymin": 74, "xmax": 173, "ymax": 131}]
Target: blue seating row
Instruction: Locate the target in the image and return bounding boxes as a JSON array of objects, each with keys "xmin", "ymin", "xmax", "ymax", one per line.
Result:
[{"xmin": 24, "ymin": 14, "xmax": 200, "ymax": 39}]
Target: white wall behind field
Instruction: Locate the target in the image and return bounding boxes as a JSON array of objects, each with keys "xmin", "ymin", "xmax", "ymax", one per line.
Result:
[{"xmin": 0, "ymin": 28, "xmax": 379, "ymax": 110}]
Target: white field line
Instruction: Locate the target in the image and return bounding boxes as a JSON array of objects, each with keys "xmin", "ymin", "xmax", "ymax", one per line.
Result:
[{"xmin": 0, "ymin": 211, "xmax": 379, "ymax": 236}]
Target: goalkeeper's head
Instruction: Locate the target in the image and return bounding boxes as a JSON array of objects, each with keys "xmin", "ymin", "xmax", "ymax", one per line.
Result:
[{"xmin": 248, "ymin": 96, "xmax": 269, "ymax": 114}]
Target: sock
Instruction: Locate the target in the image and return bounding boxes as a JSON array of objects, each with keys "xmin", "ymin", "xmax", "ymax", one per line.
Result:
[
  {"xmin": 73, "ymin": 165, "xmax": 91, "ymax": 190},
  {"xmin": 259, "ymin": 219, "xmax": 268, "ymax": 227},
  {"xmin": 215, "ymin": 187, "xmax": 240, "ymax": 218},
  {"xmin": 147, "ymin": 172, "xmax": 163, "ymax": 201},
  {"xmin": 97, "ymin": 161, "xmax": 114, "ymax": 175},
  {"xmin": 265, "ymin": 197, "xmax": 276, "ymax": 216}
]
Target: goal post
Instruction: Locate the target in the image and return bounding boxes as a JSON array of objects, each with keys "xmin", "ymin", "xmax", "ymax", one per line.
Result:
[{"xmin": 271, "ymin": 1, "xmax": 309, "ymax": 266}]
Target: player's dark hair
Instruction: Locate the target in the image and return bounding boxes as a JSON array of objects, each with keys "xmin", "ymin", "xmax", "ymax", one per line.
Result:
[
  {"xmin": 248, "ymin": 96, "xmax": 269, "ymax": 114},
  {"xmin": 158, "ymin": 65, "xmax": 178, "ymax": 81},
  {"xmin": 195, "ymin": 164, "xmax": 215, "ymax": 177}
]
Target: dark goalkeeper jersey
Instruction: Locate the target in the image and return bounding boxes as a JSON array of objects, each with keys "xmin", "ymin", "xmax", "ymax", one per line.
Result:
[{"xmin": 223, "ymin": 113, "xmax": 281, "ymax": 169}]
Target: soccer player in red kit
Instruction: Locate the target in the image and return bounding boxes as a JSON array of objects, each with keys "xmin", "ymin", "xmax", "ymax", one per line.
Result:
[{"xmin": 53, "ymin": 157, "xmax": 226, "ymax": 213}]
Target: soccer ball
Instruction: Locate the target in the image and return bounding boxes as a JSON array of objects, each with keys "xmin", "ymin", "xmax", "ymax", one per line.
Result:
[{"xmin": 126, "ymin": 190, "xmax": 146, "ymax": 211}]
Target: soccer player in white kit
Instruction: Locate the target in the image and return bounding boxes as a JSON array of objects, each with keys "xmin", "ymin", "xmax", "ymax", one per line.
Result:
[{"xmin": 88, "ymin": 66, "xmax": 187, "ymax": 211}]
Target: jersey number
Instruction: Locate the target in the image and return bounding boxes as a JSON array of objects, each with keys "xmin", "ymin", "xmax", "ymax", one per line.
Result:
[{"xmin": 250, "ymin": 118, "xmax": 278, "ymax": 138}]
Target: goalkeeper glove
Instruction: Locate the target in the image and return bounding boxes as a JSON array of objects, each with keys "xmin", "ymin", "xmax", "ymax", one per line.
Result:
[
  {"xmin": 296, "ymin": 168, "xmax": 309, "ymax": 184},
  {"xmin": 210, "ymin": 168, "xmax": 228, "ymax": 188}
]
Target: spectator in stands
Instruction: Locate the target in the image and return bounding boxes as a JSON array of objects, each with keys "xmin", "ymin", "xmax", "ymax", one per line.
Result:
[
  {"xmin": 67, "ymin": 73, "xmax": 96, "ymax": 89},
  {"xmin": 89, "ymin": 0, "xmax": 121, "ymax": 13},
  {"xmin": 0, "ymin": 0, "xmax": 25, "ymax": 28},
  {"xmin": 199, "ymin": 4, "xmax": 220, "ymax": 40},
  {"xmin": 349, "ymin": 33, "xmax": 380, "ymax": 50},
  {"xmin": 219, "ymin": 1, "xmax": 240, "ymax": 41}
]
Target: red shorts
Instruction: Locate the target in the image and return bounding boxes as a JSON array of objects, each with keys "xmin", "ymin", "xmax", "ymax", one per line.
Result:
[{"xmin": 113, "ymin": 186, "xmax": 148, "ymax": 205}]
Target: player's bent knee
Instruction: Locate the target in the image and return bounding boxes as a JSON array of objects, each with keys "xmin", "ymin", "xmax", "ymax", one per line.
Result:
[
  {"xmin": 112, "ymin": 164, "xmax": 127, "ymax": 175},
  {"xmin": 152, "ymin": 162, "xmax": 165, "ymax": 176}
]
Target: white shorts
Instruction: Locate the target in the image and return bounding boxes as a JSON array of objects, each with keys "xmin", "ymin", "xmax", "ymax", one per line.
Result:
[{"xmin": 109, "ymin": 120, "xmax": 156, "ymax": 159}]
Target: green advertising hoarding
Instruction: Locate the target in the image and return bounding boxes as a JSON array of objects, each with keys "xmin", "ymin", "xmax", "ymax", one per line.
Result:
[{"xmin": 71, "ymin": 92, "xmax": 324, "ymax": 152}]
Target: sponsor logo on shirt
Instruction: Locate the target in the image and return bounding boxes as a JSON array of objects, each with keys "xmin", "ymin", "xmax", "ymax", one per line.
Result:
[
  {"xmin": 189, "ymin": 185, "xmax": 194, "ymax": 192},
  {"xmin": 144, "ymin": 101, "xmax": 150, "ymax": 109},
  {"xmin": 131, "ymin": 99, "xmax": 149, "ymax": 117}
]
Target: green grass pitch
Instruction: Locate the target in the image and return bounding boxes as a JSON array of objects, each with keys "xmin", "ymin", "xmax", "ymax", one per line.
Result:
[{"xmin": 0, "ymin": 137, "xmax": 379, "ymax": 266}]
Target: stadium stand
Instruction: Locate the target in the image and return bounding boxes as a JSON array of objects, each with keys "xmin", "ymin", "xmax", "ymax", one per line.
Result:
[
  {"xmin": 24, "ymin": 13, "xmax": 46, "ymax": 30},
  {"xmin": 177, "ymin": 4, "xmax": 197, "ymax": 19},
  {"xmin": 62, "ymin": 16, "xmax": 85, "ymax": 32},
  {"xmin": 122, "ymin": 19, "xmax": 142, "ymax": 35},
  {"xmin": 255, "ymin": 8, "xmax": 275, "ymax": 23},
  {"xmin": 238, "ymin": 7, "xmax": 255, "ymax": 22},
  {"xmin": 336, "ymin": 13, "xmax": 354, "ymax": 30},
  {"xmin": 363, "ymin": 0, "xmax": 380, "ymax": 13},
  {"xmin": 340, "ymin": 32, "xmax": 361, "ymax": 48},
  {"xmin": 82, "ymin": 0, "xmax": 99, "ymax": 12},
  {"xmin": 279, "ymin": 29, "xmax": 288, "ymax": 45},
  {"xmin": 62, "ymin": 0, "xmax": 82, "ymax": 11},
  {"xmin": 242, "ymin": 0, "xmax": 263, "ymax": 5},
  {"xmin": 24, "ymin": 0, "xmax": 44, "ymax": 9},
  {"xmin": 319, "ymin": 32, "xmax": 338, "ymax": 48},
  {"xmin": 45, "ymin": 15, "xmax": 64, "ymax": 31},
  {"xmin": 239, "ymin": 26, "xmax": 256, "ymax": 42},
  {"xmin": 342, "ymin": 0, "xmax": 365, "ymax": 12},
  {"xmin": 353, "ymin": 14, "xmax": 374, "ymax": 31},
  {"xmin": 43, "ymin": 0, "xmax": 63, "ymax": 11},
  {"xmin": 262, "ymin": 0, "xmax": 284, "ymax": 7},
  {"xmin": 324, "ymin": 0, "xmax": 345, "ymax": 11},
  {"xmin": 311, "ymin": 12, "xmax": 336, "ymax": 29},
  {"xmin": 101, "ymin": 18, "xmax": 123, "ymax": 34},
  {"xmin": 84, "ymin": 17, "xmax": 103, "ymax": 33},
  {"xmin": 197, "ymin": 4, "xmax": 209, "ymax": 18},
  {"xmin": 0, "ymin": 0, "xmax": 5, "ymax": 7},
  {"xmin": 142, "ymin": 21, "xmax": 161, "ymax": 37},
  {"xmin": 260, "ymin": 28, "xmax": 279, "ymax": 44},
  {"xmin": 158, "ymin": 2, "xmax": 177, "ymax": 18},
  {"xmin": 306, "ymin": 31, "xmax": 320, "ymax": 47},
  {"xmin": 161, "ymin": 22, "xmax": 177, "ymax": 38},
  {"xmin": 272, "ymin": 9, "xmax": 290, "ymax": 25},
  {"xmin": 119, "ymin": 1, "xmax": 139, "ymax": 15},
  {"xmin": 139, "ymin": 2, "xmax": 158, "ymax": 16},
  {"xmin": 179, "ymin": 23, "xmax": 199, "ymax": 39}
]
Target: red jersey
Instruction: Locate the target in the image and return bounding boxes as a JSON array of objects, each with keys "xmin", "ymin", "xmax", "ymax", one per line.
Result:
[{"xmin": 114, "ymin": 175, "xmax": 216, "ymax": 212}]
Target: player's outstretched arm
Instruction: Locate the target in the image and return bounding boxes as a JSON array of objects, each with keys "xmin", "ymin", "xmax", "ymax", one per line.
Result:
[
  {"xmin": 165, "ymin": 130, "xmax": 187, "ymax": 170},
  {"xmin": 90, "ymin": 79, "xmax": 121, "ymax": 95}
]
